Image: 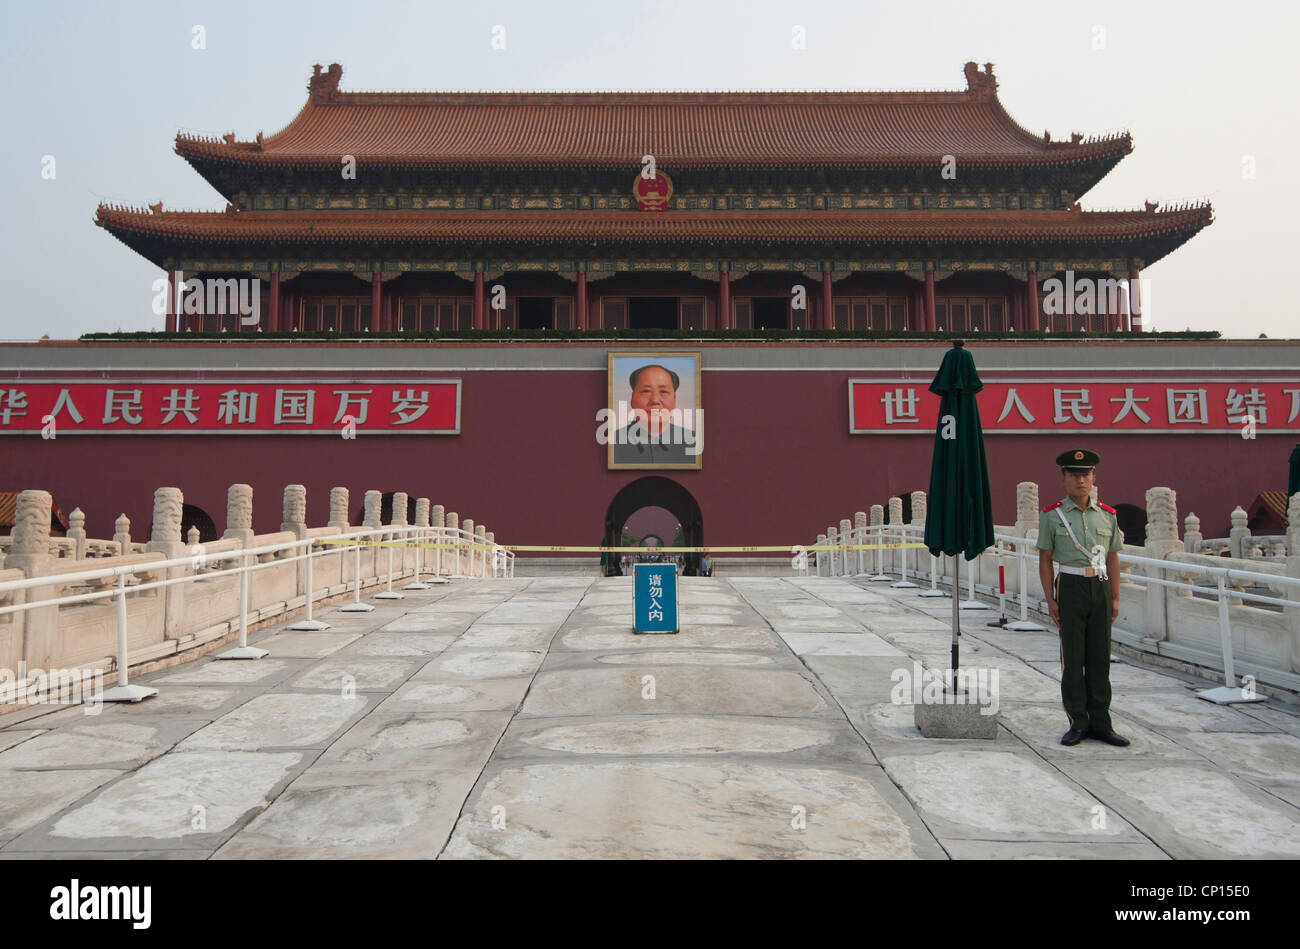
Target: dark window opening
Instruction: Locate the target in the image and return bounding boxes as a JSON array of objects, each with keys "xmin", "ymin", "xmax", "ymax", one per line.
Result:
[
  {"xmin": 752, "ymin": 297, "xmax": 789, "ymax": 330},
  {"xmin": 629, "ymin": 297, "xmax": 679, "ymax": 330},
  {"xmin": 519, "ymin": 297, "xmax": 554, "ymax": 329}
]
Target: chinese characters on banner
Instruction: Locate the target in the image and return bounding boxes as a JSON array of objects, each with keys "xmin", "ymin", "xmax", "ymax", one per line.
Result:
[
  {"xmin": 849, "ymin": 380, "xmax": 1300, "ymax": 433},
  {"xmin": 0, "ymin": 381, "xmax": 461, "ymax": 434}
]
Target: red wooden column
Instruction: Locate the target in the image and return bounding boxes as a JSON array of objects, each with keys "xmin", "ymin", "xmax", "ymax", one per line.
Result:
[
  {"xmin": 820, "ymin": 268, "xmax": 832, "ymax": 331},
  {"xmin": 1128, "ymin": 268, "xmax": 1142, "ymax": 331},
  {"xmin": 924, "ymin": 268, "xmax": 937, "ymax": 331},
  {"xmin": 370, "ymin": 269, "xmax": 382, "ymax": 332},
  {"xmin": 268, "ymin": 271, "xmax": 280, "ymax": 333},
  {"xmin": 576, "ymin": 270, "xmax": 588, "ymax": 330},
  {"xmin": 165, "ymin": 269, "xmax": 177, "ymax": 333},
  {"xmin": 718, "ymin": 269, "xmax": 731, "ymax": 329},
  {"xmin": 1026, "ymin": 268, "xmax": 1041, "ymax": 331}
]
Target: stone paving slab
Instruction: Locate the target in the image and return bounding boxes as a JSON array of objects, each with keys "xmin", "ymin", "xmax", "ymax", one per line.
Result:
[{"xmin": 0, "ymin": 574, "xmax": 1297, "ymax": 859}]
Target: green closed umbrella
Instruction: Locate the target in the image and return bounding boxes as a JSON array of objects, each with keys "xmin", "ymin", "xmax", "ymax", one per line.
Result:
[{"xmin": 923, "ymin": 340, "xmax": 995, "ymax": 680}]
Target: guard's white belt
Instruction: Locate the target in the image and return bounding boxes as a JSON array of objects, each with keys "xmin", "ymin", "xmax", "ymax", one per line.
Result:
[{"xmin": 1058, "ymin": 564, "xmax": 1105, "ymax": 578}]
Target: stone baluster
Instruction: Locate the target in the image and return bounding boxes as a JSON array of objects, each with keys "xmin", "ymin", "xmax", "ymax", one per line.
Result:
[
  {"xmin": 475, "ymin": 524, "xmax": 487, "ymax": 577},
  {"xmin": 281, "ymin": 484, "xmax": 308, "ymax": 538},
  {"xmin": 391, "ymin": 492, "xmax": 410, "ymax": 574},
  {"xmin": 1228, "ymin": 506, "xmax": 1250, "ymax": 560},
  {"xmin": 222, "ymin": 483, "xmax": 254, "ymax": 546},
  {"xmin": 462, "ymin": 518, "xmax": 475, "ymax": 577},
  {"xmin": 910, "ymin": 491, "xmax": 927, "ymax": 575},
  {"xmin": 1184, "ymin": 513, "xmax": 1202, "ymax": 554},
  {"xmin": 815, "ymin": 532, "xmax": 826, "ymax": 576},
  {"xmin": 826, "ymin": 525, "xmax": 839, "ymax": 576},
  {"xmin": 8, "ymin": 491, "xmax": 57, "ymax": 664},
  {"xmin": 432, "ymin": 505, "xmax": 446, "ymax": 575},
  {"xmin": 1143, "ymin": 487, "xmax": 1181, "ymax": 641},
  {"xmin": 446, "ymin": 512, "xmax": 460, "ymax": 575},
  {"xmin": 415, "ymin": 499, "xmax": 430, "ymax": 573},
  {"xmin": 887, "ymin": 496, "xmax": 903, "ymax": 573},
  {"xmin": 145, "ymin": 487, "xmax": 189, "ymax": 639},
  {"xmin": 485, "ymin": 530, "xmax": 497, "ymax": 576},
  {"xmin": 1015, "ymin": 482, "xmax": 1039, "ymax": 537},
  {"xmin": 67, "ymin": 507, "xmax": 87, "ymax": 560},
  {"xmin": 853, "ymin": 511, "xmax": 867, "ymax": 575},
  {"xmin": 839, "ymin": 518, "xmax": 852, "ymax": 576},
  {"xmin": 362, "ymin": 490, "xmax": 383, "ymax": 529},
  {"xmin": 328, "ymin": 487, "xmax": 350, "ymax": 531},
  {"xmin": 870, "ymin": 504, "xmax": 884, "ymax": 577},
  {"xmin": 187, "ymin": 525, "xmax": 201, "ymax": 546},
  {"xmin": 113, "ymin": 513, "xmax": 131, "ymax": 556}
]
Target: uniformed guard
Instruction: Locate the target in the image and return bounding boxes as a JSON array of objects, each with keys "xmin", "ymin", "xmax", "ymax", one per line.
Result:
[{"xmin": 1036, "ymin": 448, "xmax": 1129, "ymax": 747}]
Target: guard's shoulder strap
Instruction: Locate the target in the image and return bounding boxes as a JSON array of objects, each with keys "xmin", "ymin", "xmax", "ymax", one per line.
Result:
[
  {"xmin": 1097, "ymin": 502, "xmax": 1117, "ymax": 514},
  {"xmin": 1042, "ymin": 502, "xmax": 1062, "ymax": 512}
]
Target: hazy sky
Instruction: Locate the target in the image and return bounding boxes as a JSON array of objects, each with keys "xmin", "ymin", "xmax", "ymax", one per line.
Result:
[{"xmin": 3, "ymin": 0, "xmax": 1297, "ymax": 339}]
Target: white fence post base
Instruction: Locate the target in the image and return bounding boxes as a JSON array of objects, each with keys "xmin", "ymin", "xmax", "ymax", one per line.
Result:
[
  {"xmin": 290, "ymin": 538, "xmax": 331, "ymax": 631},
  {"xmin": 218, "ymin": 552, "xmax": 270, "ymax": 660},
  {"xmin": 340, "ymin": 541, "xmax": 376, "ymax": 612}
]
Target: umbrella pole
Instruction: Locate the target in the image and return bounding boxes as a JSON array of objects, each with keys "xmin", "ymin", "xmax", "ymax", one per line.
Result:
[{"xmin": 951, "ymin": 556, "xmax": 960, "ymax": 687}]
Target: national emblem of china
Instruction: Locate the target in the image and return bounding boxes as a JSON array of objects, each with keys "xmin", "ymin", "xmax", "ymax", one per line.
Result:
[{"xmin": 633, "ymin": 171, "xmax": 673, "ymax": 212}]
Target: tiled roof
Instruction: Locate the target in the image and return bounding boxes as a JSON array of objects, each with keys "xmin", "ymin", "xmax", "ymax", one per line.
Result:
[
  {"xmin": 95, "ymin": 205, "xmax": 1213, "ymax": 245},
  {"xmin": 173, "ymin": 63, "xmax": 1131, "ymax": 169}
]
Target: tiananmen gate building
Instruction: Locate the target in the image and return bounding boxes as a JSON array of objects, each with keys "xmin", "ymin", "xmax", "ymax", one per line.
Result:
[{"xmin": 4, "ymin": 62, "xmax": 1296, "ymax": 573}]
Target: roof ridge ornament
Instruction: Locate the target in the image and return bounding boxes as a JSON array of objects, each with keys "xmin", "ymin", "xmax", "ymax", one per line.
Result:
[
  {"xmin": 963, "ymin": 61, "xmax": 997, "ymax": 100},
  {"xmin": 309, "ymin": 63, "xmax": 344, "ymax": 103}
]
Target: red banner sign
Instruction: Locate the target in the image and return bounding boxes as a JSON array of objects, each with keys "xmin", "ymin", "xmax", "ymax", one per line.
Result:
[
  {"xmin": 849, "ymin": 379, "xmax": 1300, "ymax": 434},
  {"xmin": 0, "ymin": 380, "xmax": 461, "ymax": 434}
]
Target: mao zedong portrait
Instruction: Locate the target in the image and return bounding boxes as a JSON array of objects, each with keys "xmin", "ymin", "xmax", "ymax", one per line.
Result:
[{"xmin": 612, "ymin": 363, "xmax": 700, "ymax": 467}]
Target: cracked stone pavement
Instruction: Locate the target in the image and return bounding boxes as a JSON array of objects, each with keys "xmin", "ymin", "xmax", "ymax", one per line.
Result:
[{"xmin": 2, "ymin": 575, "xmax": 1298, "ymax": 859}]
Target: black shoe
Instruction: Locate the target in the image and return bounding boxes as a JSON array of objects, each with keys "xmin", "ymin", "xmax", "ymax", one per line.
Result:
[
  {"xmin": 1060, "ymin": 727, "xmax": 1087, "ymax": 746},
  {"xmin": 1088, "ymin": 729, "xmax": 1131, "ymax": 747}
]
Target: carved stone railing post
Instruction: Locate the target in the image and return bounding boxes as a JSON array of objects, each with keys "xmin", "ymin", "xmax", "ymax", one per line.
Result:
[
  {"xmin": 415, "ymin": 499, "xmax": 430, "ymax": 573},
  {"xmin": 390, "ymin": 492, "xmax": 409, "ymax": 574},
  {"xmin": 1143, "ymin": 487, "xmax": 1181, "ymax": 641},
  {"xmin": 910, "ymin": 491, "xmax": 926, "ymax": 574},
  {"xmin": 838, "ymin": 519, "xmax": 851, "ymax": 576},
  {"xmin": 8, "ymin": 490, "xmax": 58, "ymax": 664},
  {"xmin": 145, "ymin": 486, "xmax": 189, "ymax": 642},
  {"xmin": 475, "ymin": 524, "xmax": 488, "ymax": 578},
  {"xmin": 1015, "ymin": 482, "xmax": 1039, "ymax": 537},
  {"xmin": 328, "ymin": 487, "xmax": 350, "ymax": 531},
  {"xmin": 66, "ymin": 507, "xmax": 87, "ymax": 560},
  {"xmin": 815, "ymin": 532, "xmax": 826, "ymax": 576},
  {"xmin": 485, "ymin": 530, "xmax": 496, "ymax": 576},
  {"xmin": 432, "ymin": 504, "xmax": 446, "ymax": 576},
  {"xmin": 223, "ymin": 483, "xmax": 254, "ymax": 546},
  {"xmin": 1184, "ymin": 513, "xmax": 1203, "ymax": 554},
  {"xmin": 281, "ymin": 485, "xmax": 308, "ymax": 538},
  {"xmin": 462, "ymin": 518, "xmax": 475, "ymax": 577},
  {"xmin": 826, "ymin": 524, "xmax": 839, "ymax": 576},
  {"xmin": 362, "ymin": 491, "xmax": 382, "ymax": 529},
  {"xmin": 114, "ymin": 513, "xmax": 132, "ymax": 556},
  {"xmin": 446, "ymin": 512, "xmax": 460, "ymax": 576},
  {"xmin": 887, "ymin": 496, "xmax": 903, "ymax": 572},
  {"xmin": 853, "ymin": 511, "xmax": 867, "ymax": 575},
  {"xmin": 869, "ymin": 504, "xmax": 884, "ymax": 577},
  {"xmin": 1228, "ymin": 505, "xmax": 1250, "ymax": 560}
]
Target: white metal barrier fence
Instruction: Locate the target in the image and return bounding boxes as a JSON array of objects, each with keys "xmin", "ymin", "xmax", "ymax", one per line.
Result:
[
  {"xmin": 0, "ymin": 525, "xmax": 514, "ymax": 706},
  {"xmin": 805, "ymin": 523, "xmax": 1300, "ymax": 705}
]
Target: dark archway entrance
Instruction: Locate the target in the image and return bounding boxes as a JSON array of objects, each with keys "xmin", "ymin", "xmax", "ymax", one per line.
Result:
[
  {"xmin": 181, "ymin": 503, "xmax": 218, "ymax": 543},
  {"xmin": 604, "ymin": 476, "xmax": 703, "ymax": 576},
  {"xmin": 1114, "ymin": 503, "xmax": 1146, "ymax": 547}
]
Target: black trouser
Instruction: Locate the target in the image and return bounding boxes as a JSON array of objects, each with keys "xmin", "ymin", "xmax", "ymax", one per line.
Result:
[{"xmin": 1055, "ymin": 572, "xmax": 1113, "ymax": 733}]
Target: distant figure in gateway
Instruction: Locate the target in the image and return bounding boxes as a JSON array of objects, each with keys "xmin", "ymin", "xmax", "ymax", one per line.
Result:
[{"xmin": 613, "ymin": 364, "xmax": 696, "ymax": 466}]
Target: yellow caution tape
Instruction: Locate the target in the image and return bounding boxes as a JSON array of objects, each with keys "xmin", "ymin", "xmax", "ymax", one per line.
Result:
[{"xmin": 316, "ymin": 538, "xmax": 929, "ymax": 554}]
